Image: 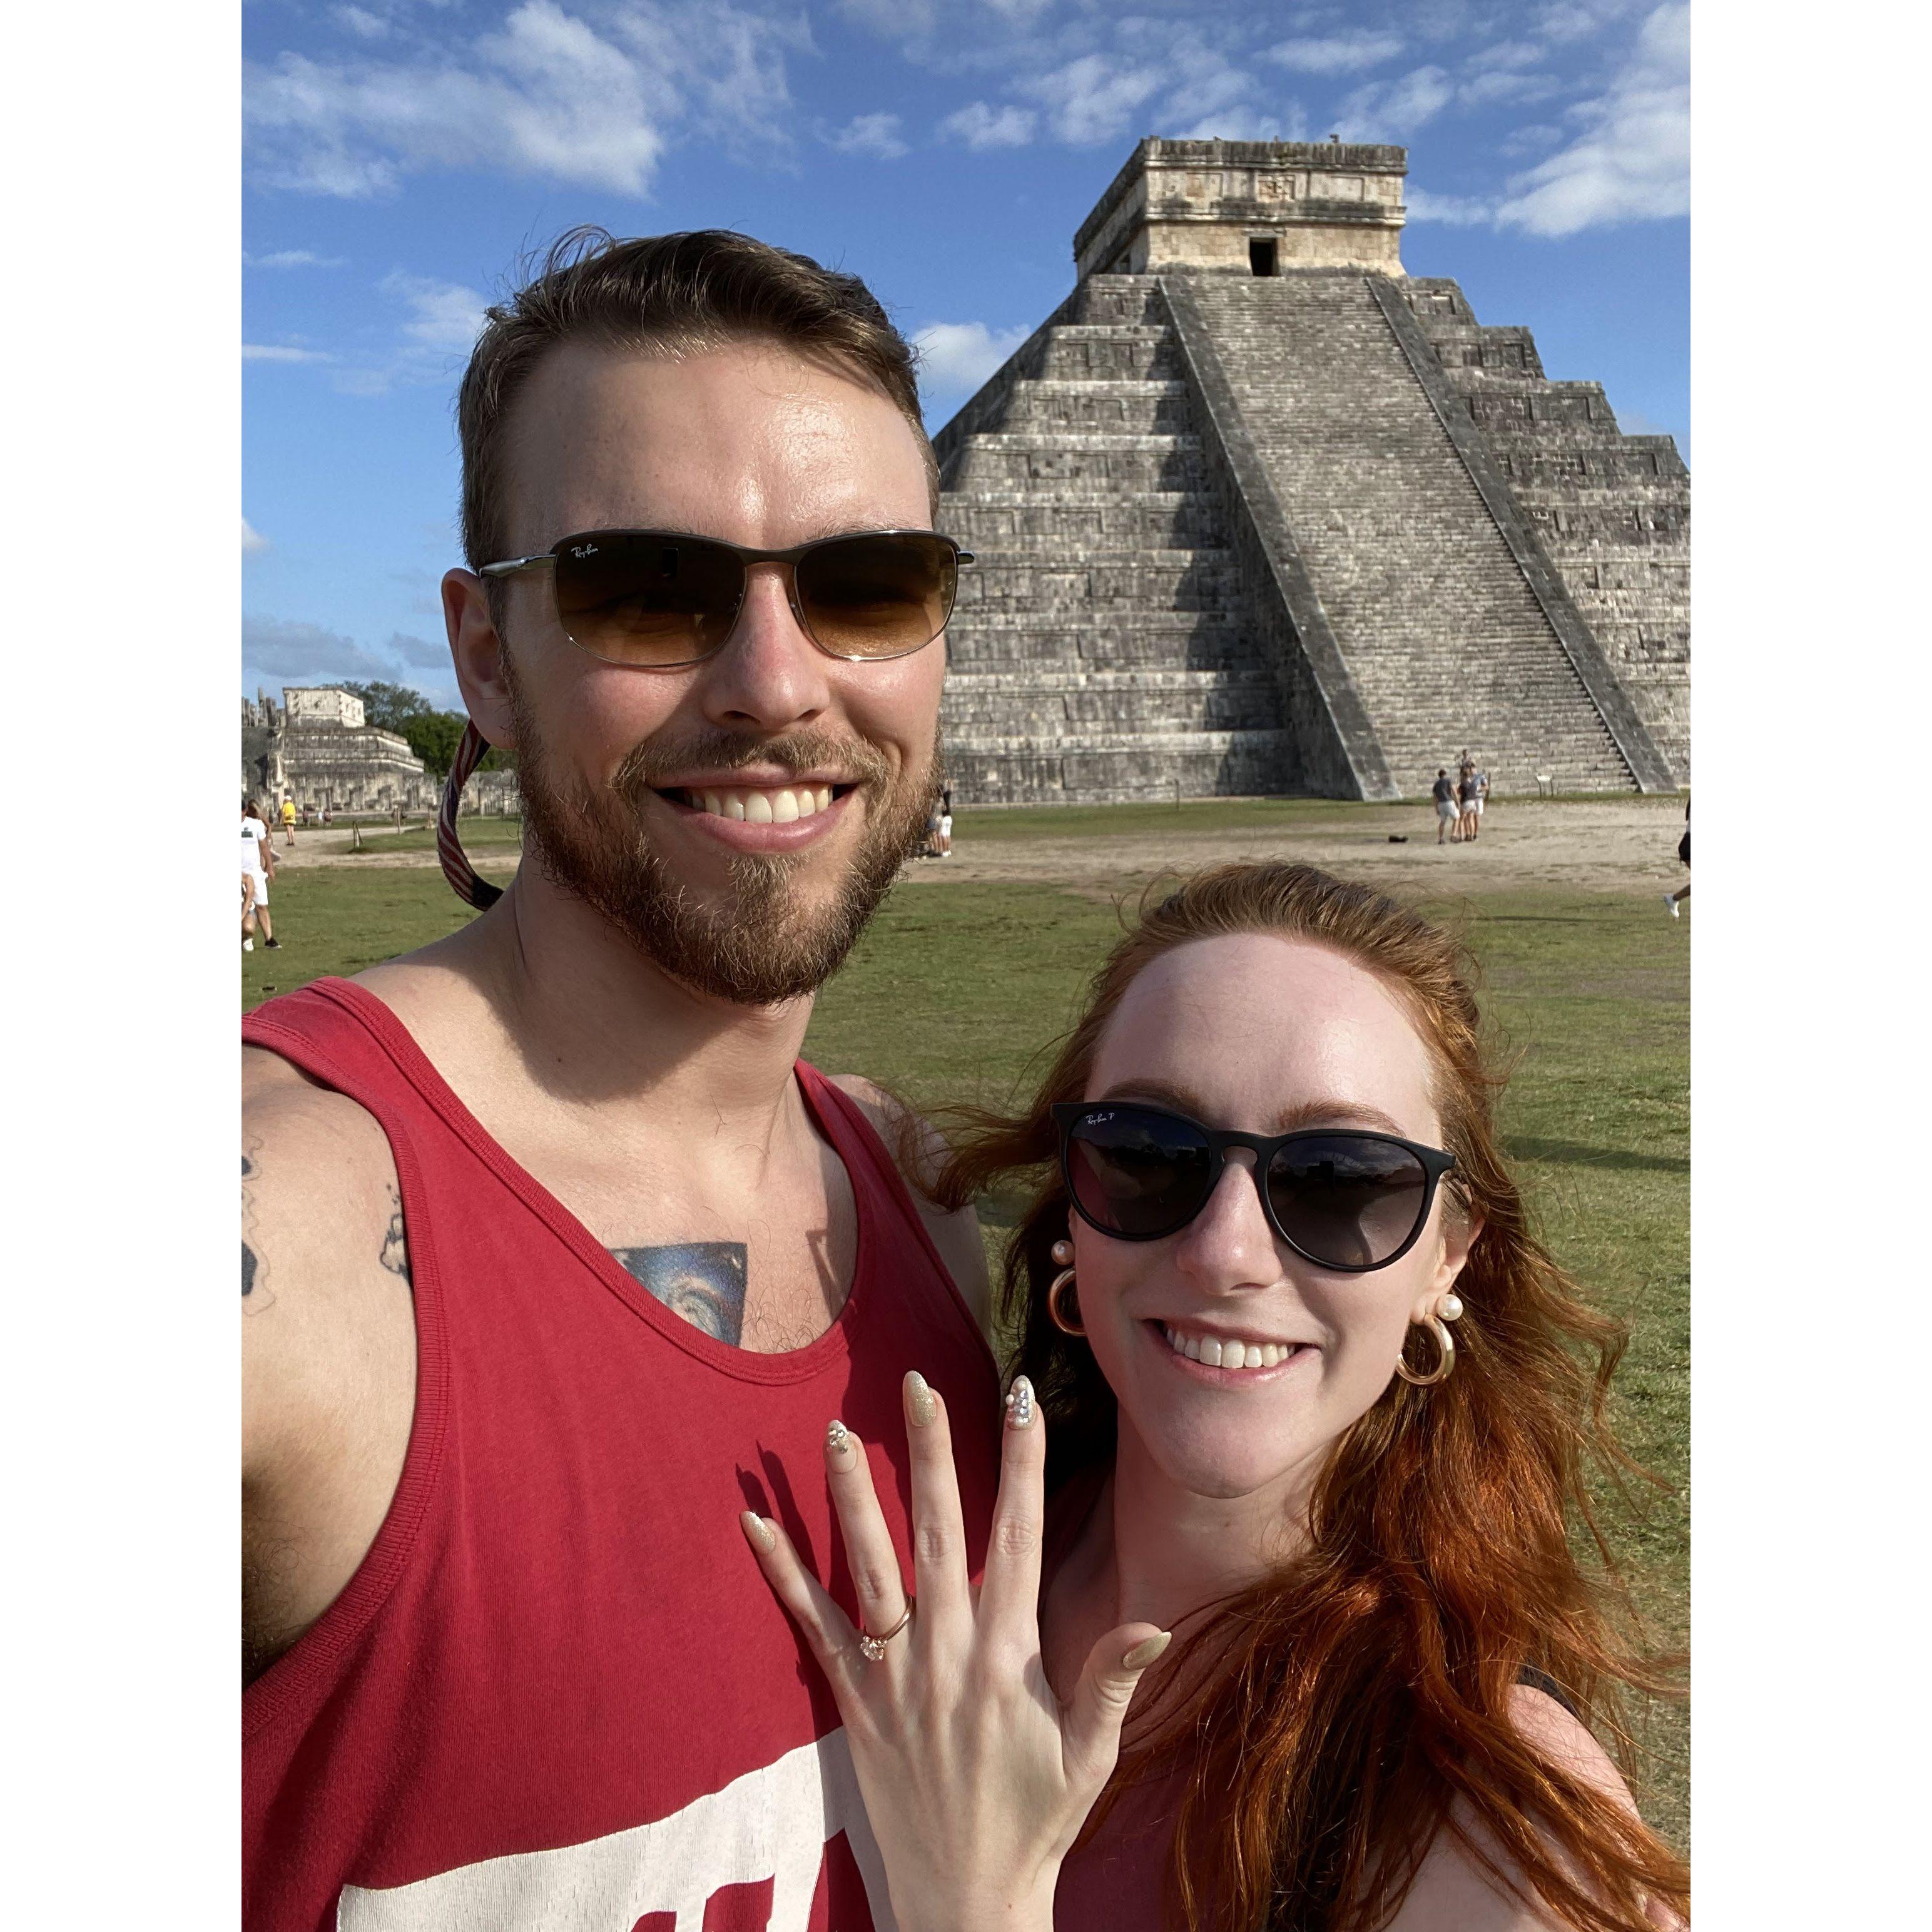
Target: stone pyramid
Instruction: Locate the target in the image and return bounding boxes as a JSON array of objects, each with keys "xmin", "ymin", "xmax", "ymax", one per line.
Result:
[{"xmin": 935, "ymin": 140, "xmax": 1688, "ymax": 803}]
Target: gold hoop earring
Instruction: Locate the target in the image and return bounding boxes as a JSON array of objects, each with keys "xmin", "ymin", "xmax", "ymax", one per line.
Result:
[
  {"xmin": 1047, "ymin": 1238, "xmax": 1084, "ymax": 1336},
  {"xmin": 1396, "ymin": 1291, "xmax": 1464, "ymax": 1388},
  {"xmin": 1048, "ymin": 1271, "xmax": 1084, "ymax": 1336}
]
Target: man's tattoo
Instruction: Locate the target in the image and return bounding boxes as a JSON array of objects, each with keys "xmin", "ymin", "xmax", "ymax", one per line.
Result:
[
  {"xmin": 380, "ymin": 1183, "xmax": 411, "ymax": 1288},
  {"xmin": 611, "ymin": 1242, "xmax": 748, "ymax": 1345},
  {"xmin": 242, "ymin": 1142, "xmax": 273, "ymax": 1313}
]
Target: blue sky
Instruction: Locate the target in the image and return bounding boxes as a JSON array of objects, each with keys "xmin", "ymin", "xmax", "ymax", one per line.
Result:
[{"xmin": 242, "ymin": 0, "xmax": 1690, "ymax": 708}]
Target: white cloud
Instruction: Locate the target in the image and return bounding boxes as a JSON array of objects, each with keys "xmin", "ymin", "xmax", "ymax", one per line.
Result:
[
  {"xmin": 1266, "ymin": 31, "xmax": 1405, "ymax": 75},
  {"xmin": 243, "ymin": 343, "xmax": 337, "ymax": 364},
  {"xmin": 827, "ymin": 112, "xmax": 908, "ymax": 160},
  {"xmin": 243, "ymin": 519, "xmax": 270, "ymax": 554},
  {"xmin": 938, "ymin": 101, "xmax": 1035, "ymax": 150},
  {"xmin": 1458, "ymin": 68, "xmax": 1562, "ymax": 107},
  {"xmin": 382, "ymin": 271, "xmax": 489, "ymax": 352},
  {"xmin": 1497, "ymin": 1, "xmax": 1687, "ymax": 236},
  {"xmin": 244, "ymin": 0, "xmax": 805, "ymax": 200},
  {"xmin": 1019, "ymin": 53, "xmax": 1162, "ymax": 147},
  {"xmin": 245, "ymin": 248, "xmax": 347, "ymax": 268},
  {"xmin": 1335, "ymin": 64, "xmax": 1455, "ymax": 139},
  {"xmin": 1160, "ymin": 43, "xmax": 1289, "ymax": 143},
  {"xmin": 913, "ymin": 321, "xmax": 1029, "ymax": 398},
  {"xmin": 242, "ymin": 615, "xmax": 452, "ymax": 688},
  {"xmin": 1405, "ymin": 186, "xmax": 1493, "ymax": 226},
  {"xmin": 1464, "ymin": 39, "xmax": 1547, "ymax": 74},
  {"xmin": 333, "ymin": 4, "xmax": 390, "ymax": 38}
]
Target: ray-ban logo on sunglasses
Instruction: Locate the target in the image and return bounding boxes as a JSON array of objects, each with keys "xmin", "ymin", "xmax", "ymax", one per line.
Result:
[{"xmin": 570, "ymin": 542, "xmax": 599, "ymax": 558}]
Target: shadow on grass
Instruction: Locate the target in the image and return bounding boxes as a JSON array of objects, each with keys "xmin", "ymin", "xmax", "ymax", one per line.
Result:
[{"xmin": 1506, "ymin": 1136, "xmax": 1689, "ymax": 1176}]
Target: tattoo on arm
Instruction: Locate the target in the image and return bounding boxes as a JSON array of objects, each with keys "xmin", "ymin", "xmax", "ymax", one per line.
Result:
[
  {"xmin": 609, "ymin": 1242, "xmax": 748, "ymax": 1346},
  {"xmin": 380, "ymin": 1183, "xmax": 411, "ymax": 1288},
  {"xmin": 242, "ymin": 1143, "xmax": 273, "ymax": 1313}
]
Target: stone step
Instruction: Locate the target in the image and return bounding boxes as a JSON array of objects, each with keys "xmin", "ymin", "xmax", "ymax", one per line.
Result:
[
  {"xmin": 1027, "ymin": 333, "xmax": 1182, "ymax": 382},
  {"xmin": 1179, "ymin": 272, "xmax": 1639, "ymax": 791},
  {"xmin": 943, "ymin": 739, "xmax": 1294, "ymax": 807},
  {"xmin": 948, "ymin": 503, "xmax": 1226, "ymax": 545},
  {"xmin": 994, "ymin": 385, "xmax": 1193, "ymax": 434},
  {"xmin": 945, "ymin": 693, "xmax": 1282, "ymax": 733},
  {"xmin": 944, "ymin": 725, "xmax": 1292, "ymax": 756}
]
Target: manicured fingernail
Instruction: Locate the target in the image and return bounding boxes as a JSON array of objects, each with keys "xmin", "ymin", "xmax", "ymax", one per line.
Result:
[
  {"xmin": 825, "ymin": 1418, "xmax": 855, "ymax": 1465},
  {"xmin": 1004, "ymin": 1375, "xmax": 1035, "ymax": 1429},
  {"xmin": 1122, "ymin": 1631, "xmax": 1172, "ymax": 1671},
  {"xmin": 905, "ymin": 1370, "xmax": 937, "ymax": 1428},
  {"xmin": 740, "ymin": 1510, "xmax": 776, "ymax": 1553}
]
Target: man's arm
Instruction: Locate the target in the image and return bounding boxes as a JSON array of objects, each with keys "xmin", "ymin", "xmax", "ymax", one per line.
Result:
[
  {"xmin": 242, "ymin": 1049, "xmax": 419, "ymax": 1684},
  {"xmin": 828, "ymin": 1074, "xmax": 994, "ymax": 1345}
]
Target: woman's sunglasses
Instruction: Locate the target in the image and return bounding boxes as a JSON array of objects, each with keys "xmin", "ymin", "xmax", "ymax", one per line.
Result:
[
  {"xmin": 1051, "ymin": 1101, "xmax": 1457, "ymax": 1274},
  {"xmin": 479, "ymin": 527, "xmax": 973, "ymax": 669}
]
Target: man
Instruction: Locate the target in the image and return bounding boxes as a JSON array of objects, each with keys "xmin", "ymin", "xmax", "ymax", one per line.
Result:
[
  {"xmin": 242, "ymin": 797, "xmax": 279, "ymax": 950},
  {"xmin": 1470, "ymin": 763, "xmax": 1490, "ymax": 841},
  {"xmin": 242, "ymin": 231, "xmax": 1001, "ymax": 1931},
  {"xmin": 1431, "ymin": 767, "xmax": 1457, "ymax": 845}
]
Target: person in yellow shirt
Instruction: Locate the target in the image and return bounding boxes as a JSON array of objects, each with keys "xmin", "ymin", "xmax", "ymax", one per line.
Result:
[{"xmin": 279, "ymin": 795, "xmax": 298, "ymax": 847}]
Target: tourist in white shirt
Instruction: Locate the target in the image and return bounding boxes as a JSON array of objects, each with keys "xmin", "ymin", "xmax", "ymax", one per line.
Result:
[{"xmin": 242, "ymin": 798, "xmax": 280, "ymax": 952}]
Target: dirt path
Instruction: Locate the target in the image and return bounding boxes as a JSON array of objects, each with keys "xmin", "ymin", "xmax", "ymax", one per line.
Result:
[
  {"xmin": 278, "ymin": 798, "xmax": 1687, "ymax": 900},
  {"xmin": 903, "ymin": 798, "xmax": 1684, "ymax": 901}
]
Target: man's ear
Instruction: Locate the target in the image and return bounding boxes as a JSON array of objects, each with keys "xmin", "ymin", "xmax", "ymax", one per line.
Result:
[
  {"xmin": 1411, "ymin": 1197, "xmax": 1485, "ymax": 1324},
  {"xmin": 443, "ymin": 569, "xmax": 516, "ymax": 751}
]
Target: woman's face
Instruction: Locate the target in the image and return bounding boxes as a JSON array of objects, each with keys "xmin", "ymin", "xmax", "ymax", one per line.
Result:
[{"xmin": 1071, "ymin": 933, "xmax": 1478, "ymax": 1507}]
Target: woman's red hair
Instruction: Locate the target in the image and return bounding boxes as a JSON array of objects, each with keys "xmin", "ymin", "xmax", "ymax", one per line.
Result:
[{"xmin": 934, "ymin": 862, "xmax": 1687, "ymax": 1931}]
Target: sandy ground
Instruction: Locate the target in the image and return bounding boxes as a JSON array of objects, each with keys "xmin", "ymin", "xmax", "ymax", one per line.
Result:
[{"xmin": 267, "ymin": 796, "xmax": 1689, "ymax": 902}]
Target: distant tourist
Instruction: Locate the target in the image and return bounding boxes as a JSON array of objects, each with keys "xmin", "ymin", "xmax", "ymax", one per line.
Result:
[
  {"xmin": 938, "ymin": 799, "xmax": 953, "ymax": 857},
  {"xmin": 1664, "ymin": 797, "xmax": 1689, "ymax": 918},
  {"xmin": 1431, "ymin": 767, "xmax": 1457, "ymax": 844},
  {"xmin": 1469, "ymin": 763, "xmax": 1491, "ymax": 841},
  {"xmin": 242, "ymin": 798, "xmax": 280, "ymax": 951},
  {"xmin": 280, "ymin": 794, "xmax": 298, "ymax": 847},
  {"xmin": 1457, "ymin": 761, "xmax": 1481, "ymax": 843}
]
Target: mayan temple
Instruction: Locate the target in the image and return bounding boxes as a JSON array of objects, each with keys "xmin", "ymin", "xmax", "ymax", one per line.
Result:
[{"xmin": 935, "ymin": 139, "xmax": 1689, "ymax": 803}]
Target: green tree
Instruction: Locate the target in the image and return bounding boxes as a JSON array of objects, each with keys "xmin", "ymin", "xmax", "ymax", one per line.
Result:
[{"xmin": 327, "ymin": 681, "xmax": 436, "ymax": 734}]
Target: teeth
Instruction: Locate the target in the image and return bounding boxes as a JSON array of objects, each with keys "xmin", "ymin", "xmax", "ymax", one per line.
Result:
[
  {"xmin": 688, "ymin": 785, "xmax": 839, "ymax": 823},
  {"xmin": 1163, "ymin": 1326, "xmax": 1296, "ymax": 1371}
]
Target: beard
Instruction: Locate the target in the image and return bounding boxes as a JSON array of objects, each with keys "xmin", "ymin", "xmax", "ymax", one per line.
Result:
[{"xmin": 504, "ymin": 662, "xmax": 940, "ymax": 1006}]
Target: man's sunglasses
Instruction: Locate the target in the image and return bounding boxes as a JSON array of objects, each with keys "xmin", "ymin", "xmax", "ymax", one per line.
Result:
[
  {"xmin": 479, "ymin": 527, "xmax": 974, "ymax": 669},
  {"xmin": 1051, "ymin": 1101, "xmax": 1457, "ymax": 1274}
]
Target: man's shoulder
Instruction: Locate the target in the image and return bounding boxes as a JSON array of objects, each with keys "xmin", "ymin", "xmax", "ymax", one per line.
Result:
[
  {"xmin": 825, "ymin": 1074, "xmax": 992, "ymax": 1340},
  {"xmin": 244, "ymin": 1040, "xmax": 399, "ymax": 1204}
]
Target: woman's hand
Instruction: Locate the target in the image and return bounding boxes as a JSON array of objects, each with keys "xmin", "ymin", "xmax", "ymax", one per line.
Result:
[{"xmin": 740, "ymin": 1371, "xmax": 1169, "ymax": 1932}]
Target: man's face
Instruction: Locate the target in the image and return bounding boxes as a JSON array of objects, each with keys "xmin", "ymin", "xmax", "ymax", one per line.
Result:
[{"xmin": 479, "ymin": 338, "xmax": 945, "ymax": 1005}]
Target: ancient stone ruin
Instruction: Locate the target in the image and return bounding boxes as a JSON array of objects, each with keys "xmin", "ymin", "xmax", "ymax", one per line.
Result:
[
  {"xmin": 242, "ymin": 686, "xmax": 519, "ymax": 820},
  {"xmin": 935, "ymin": 139, "xmax": 1689, "ymax": 803}
]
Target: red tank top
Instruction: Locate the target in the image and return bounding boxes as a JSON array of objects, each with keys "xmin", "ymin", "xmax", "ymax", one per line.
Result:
[{"xmin": 242, "ymin": 979, "xmax": 1002, "ymax": 1932}]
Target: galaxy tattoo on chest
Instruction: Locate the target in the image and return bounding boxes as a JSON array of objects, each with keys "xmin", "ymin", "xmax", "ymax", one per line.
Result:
[{"xmin": 609, "ymin": 1242, "xmax": 750, "ymax": 1346}]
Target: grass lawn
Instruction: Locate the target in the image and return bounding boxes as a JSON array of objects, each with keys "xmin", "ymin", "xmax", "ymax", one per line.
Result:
[
  {"xmin": 241, "ymin": 856, "xmax": 1688, "ymax": 1849},
  {"xmin": 335, "ymin": 815, "xmax": 526, "ymax": 855}
]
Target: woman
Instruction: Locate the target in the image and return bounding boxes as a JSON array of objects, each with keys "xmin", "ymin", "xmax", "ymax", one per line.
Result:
[{"xmin": 743, "ymin": 862, "xmax": 1687, "ymax": 1930}]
